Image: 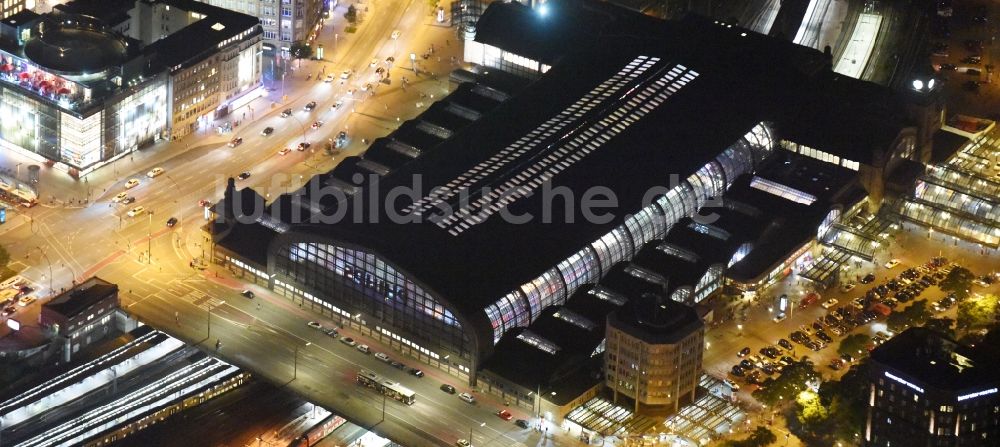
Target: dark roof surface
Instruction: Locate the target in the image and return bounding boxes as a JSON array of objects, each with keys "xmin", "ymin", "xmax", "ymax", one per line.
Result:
[
  {"xmin": 607, "ymin": 295, "xmax": 703, "ymax": 344},
  {"xmin": 43, "ymin": 277, "xmax": 118, "ymax": 317},
  {"xmin": 145, "ymin": 0, "xmax": 261, "ymax": 70},
  {"xmin": 219, "ymin": 2, "xmax": 910, "ymax": 322},
  {"xmin": 870, "ymin": 327, "xmax": 1000, "ymax": 393}
]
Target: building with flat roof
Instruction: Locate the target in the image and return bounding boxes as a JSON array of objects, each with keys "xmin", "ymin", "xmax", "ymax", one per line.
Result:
[
  {"xmin": 195, "ymin": 0, "xmax": 324, "ymax": 57},
  {"xmin": 40, "ymin": 277, "xmax": 120, "ymax": 361},
  {"xmin": 866, "ymin": 327, "xmax": 1000, "ymax": 446},
  {"xmin": 212, "ymin": 0, "xmax": 935, "ymax": 389},
  {"xmin": 0, "ymin": 0, "xmax": 261, "ymax": 175},
  {"xmin": 605, "ymin": 295, "xmax": 704, "ymax": 415}
]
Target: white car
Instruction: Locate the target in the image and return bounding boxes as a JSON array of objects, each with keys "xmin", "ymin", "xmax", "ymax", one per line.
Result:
[
  {"xmin": 458, "ymin": 392, "xmax": 476, "ymax": 404},
  {"xmin": 840, "ymin": 283, "xmax": 856, "ymax": 293},
  {"xmin": 772, "ymin": 313, "xmax": 787, "ymax": 323},
  {"xmin": 356, "ymin": 344, "xmax": 370, "ymax": 354},
  {"xmin": 370, "ymin": 58, "xmax": 380, "ymax": 68},
  {"xmin": 455, "ymin": 440, "xmax": 471, "ymax": 447},
  {"xmin": 884, "ymin": 259, "xmax": 901, "ymax": 269},
  {"xmin": 325, "ymin": 74, "xmax": 334, "ymax": 83},
  {"xmin": 127, "ymin": 206, "xmax": 145, "ymax": 217},
  {"xmin": 146, "ymin": 167, "xmax": 164, "ymax": 178},
  {"xmin": 340, "ymin": 69, "xmax": 352, "ymax": 80},
  {"xmin": 375, "ymin": 352, "xmax": 391, "ymax": 362},
  {"xmin": 391, "ymin": 29, "xmax": 401, "ymax": 40},
  {"xmin": 113, "ymin": 192, "xmax": 128, "ymax": 203},
  {"xmin": 723, "ymin": 379, "xmax": 740, "ymax": 391},
  {"xmin": 307, "ymin": 321, "xmax": 323, "ymax": 330},
  {"xmin": 125, "ymin": 178, "xmax": 140, "ymax": 189},
  {"xmin": 17, "ymin": 296, "xmax": 36, "ymax": 307},
  {"xmin": 821, "ymin": 298, "xmax": 839, "ymax": 309}
]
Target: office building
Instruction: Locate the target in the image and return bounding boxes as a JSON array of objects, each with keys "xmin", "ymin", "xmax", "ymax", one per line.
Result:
[
  {"xmin": 0, "ymin": 0, "xmax": 29, "ymax": 21},
  {"xmin": 196, "ymin": 0, "xmax": 325, "ymax": 56},
  {"xmin": 40, "ymin": 277, "xmax": 120, "ymax": 361}
]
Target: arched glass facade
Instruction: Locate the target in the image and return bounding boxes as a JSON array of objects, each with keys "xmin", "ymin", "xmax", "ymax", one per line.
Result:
[
  {"xmin": 274, "ymin": 242, "xmax": 472, "ymax": 357},
  {"xmin": 483, "ymin": 123, "xmax": 774, "ymax": 344}
]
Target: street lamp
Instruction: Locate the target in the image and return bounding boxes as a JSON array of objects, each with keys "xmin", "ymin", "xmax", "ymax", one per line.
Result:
[
  {"xmin": 146, "ymin": 209, "xmax": 154, "ymax": 264},
  {"xmin": 293, "ymin": 341, "xmax": 311, "ymax": 380},
  {"xmin": 469, "ymin": 421, "xmax": 485, "ymax": 444}
]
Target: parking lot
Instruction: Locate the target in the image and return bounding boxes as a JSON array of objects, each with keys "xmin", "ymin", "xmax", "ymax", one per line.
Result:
[
  {"xmin": 930, "ymin": 0, "xmax": 1000, "ymax": 117},
  {"xmin": 0, "ymin": 276, "xmax": 44, "ymax": 338}
]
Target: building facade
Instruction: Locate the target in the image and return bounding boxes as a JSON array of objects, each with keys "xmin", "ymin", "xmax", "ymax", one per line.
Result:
[
  {"xmin": 196, "ymin": 0, "xmax": 324, "ymax": 55},
  {"xmin": 605, "ymin": 296, "xmax": 704, "ymax": 415},
  {"xmin": 40, "ymin": 277, "xmax": 120, "ymax": 362},
  {"xmin": 0, "ymin": 0, "xmax": 28, "ymax": 20},
  {"xmin": 866, "ymin": 328, "xmax": 1000, "ymax": 446},
  {"xmin": 0, "ymin": 0, "xmax": 261, "ymax": 174}
]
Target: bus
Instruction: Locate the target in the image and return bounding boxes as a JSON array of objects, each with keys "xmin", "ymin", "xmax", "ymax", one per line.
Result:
[{"xmin": 356, "ymin": 369, "xmax": 416, "ymax": 405}]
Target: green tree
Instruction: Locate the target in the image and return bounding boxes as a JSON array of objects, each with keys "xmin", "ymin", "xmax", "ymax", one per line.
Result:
[
  {"xmin": 837, "ymin": 334, "xmax": 870, "ymax": 358},
  {"xmin": 752, "ymin": 358, "xmax": 819, "ymax": 407},
  {"xmin": 887, "ymin": 299, "xmax": 932, "ymax": 332},
  {"xmin": 940, "ymin": 267, "xmax": 975, "ymax": 300},
  {"xmin": 719, "ymin": 426, "xmax": 777, "ymax": 447},
  {"xmin": 0, "ymin": 244, "xmax": 9, "ymax": 266},
  {"xmin": 345, "ymin": 4, "xmax": 357, "ymax": 23},
  {"xmin": 958, "ymin": 294, "xmax": 1000, "ymax": 330},
  {"xmin": 289, "ymin": 41, "xmax": 313, "ymax": 59}
]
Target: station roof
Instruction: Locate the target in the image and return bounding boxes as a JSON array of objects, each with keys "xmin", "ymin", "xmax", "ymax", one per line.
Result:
[{"xmin": 218, "ymin": 1, "xmax": 911, "ymax": 322}]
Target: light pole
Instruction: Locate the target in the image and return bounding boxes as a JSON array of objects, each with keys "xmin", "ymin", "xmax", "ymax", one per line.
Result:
[
  {"xmin": 469, "ymin": 421, "xmax": 485, "ymax": 444},
  {"xmin": 146, "ymin": 210, "xmax": 153, "ymax": 264},
  {"xmin": 207, "ymin": 300, "xmax": 225, "ymax": 339},
  {"xmin": 293, "ymin": 341, "xmax": 311, "ymax": 380},
  {"xmin": 29, "ymin": 246, "xmax": 53, "ymax": 292}
]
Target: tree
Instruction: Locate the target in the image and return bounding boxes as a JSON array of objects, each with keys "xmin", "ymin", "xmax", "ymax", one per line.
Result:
[
  {"xmin": 940, "ymin": 267, "xmax": 975, "ymax": 300},
  {"xmin": 958, "ymin": 294, "xmax": 1000, "ymax": 330},
  {"xmin": 924, "ymin": 317, "xmax": 956, "ymax": 337},
  {"xmin": 752, "ymin": 358, "xmax": 819, "ymax": 407},
  {"xmin": 345, "ymin": 4, "xmax": 357, "ymax": 23},
  {"xmin": 0, "ymin": 244, "xmax": 9, "ymax": 266},
  {"xmin": 838, "ymin": 334, "xmax": 870, "ymax": 358},
  {"xmin": 719, "ymin": 427, "xmax": 777, "ymax": 447},
  {"xmin": 887, "ymin": 299, "xmax": 932, "ymax": 332},
  {"xmin": 289, "ymin": 41, "xmax": 313, "ymax": 60},
  {"xmin": 789, "ymin": 360, "xmax": 870, "ymax": 446}
]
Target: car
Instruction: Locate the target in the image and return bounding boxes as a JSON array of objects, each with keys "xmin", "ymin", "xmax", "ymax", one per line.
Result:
[
  {"xmin": 939, "ymin": 63, "xmax": 957, "ymax": 71},
  {"xmin": 861, "ymin": 273, "xmax": 876, "ymax": 284},
  {"xmin": 2, "ymin": 305, "xmax": 15, "ymax": 316},
  {"xmin": 386, "ymin": 56, "xmax": 395, "ymax": 64},
  {"xmin": 375, "ymin": 352, "xmax": 391, "ymax": 362},
  {"xmin": 772, "ymin": 313, "xmax": 787, "ymax": 323},
  {"xmin": 723, "ymin": 379, "xmax": 740, "ymax": 391},
  {"xmin": 340, "ymin": 69, "xmax": 352, "ymax": 80},
  {"xmin": 884, "ymin": 259, "xmax": 901, "ymax": 269},
  {"xmin": 307, "ymin": 321, "xmax": 323, "ymax": 329},
  {"xmin": 311, "ymin": 121, "xmax": 323, "ymax": 129},
  {"xmin": 841, "ymin": 353, "xmax": 855, "ymax": 363},
  {"xmin": 408, "ymin": 368, "xmax": 424, "ymax": 377},
  {"xmin": 840, "ymin": 283, "xmax": 856, "ymax": 293},
  {"xmin": 458, "ymin": 392, "xmax": 476, "ymax": 404},
  {"xmin": 335, "ymin": 131, "xmax": 348, "ymax": 148},
  {"xmin": 227, "ymin": 137, "xmax": 243, "ymax": 147},
  {"xmin": 324, "ymin": 328, "xmax": 339, "ymax": 338},
  {"xmin": 761, "ymin": 364, "xmax": 776, "ymax": 375},
  {"xmin": 125, "ymin": 178, "xmax": 140, "ymax": 189},
  {"xmin": 829, "ymin": 359, "xmax": 845, "ymax": 370},
  {"xmin": 497, "ymin": 409, "xmax": 513, "ymax": 421},
  {"xmin": 455, "ymin": 439, "xmax": 471, "ymax": 447},
  {"xmin": 121, "ymin": 196, "xmax": 135, "ymax": 205},
  {"xmin": 166, "ymin": 217, "xmax": 178, "ymax": 227},
  {"xmin": 362, "ymin": 83, "xmax": 373, "ymax": 92},
  {"xmin": 780, "ymin": 356, "xmax": 795, "ymax": 366},
  {"xmin": 829, "ymin": 325, "xmax": 844, "ymax": 336},
  {"xmin": 738, "ymin": 347, "xmax": 751, "ymax": 357},
  {"xmin": 340, "ymin": 337, "xmax": 356, "ymax": 346},
  {"xmin": 304, "ymin": 101, "xmax": 317, "ymax": 111},
  {"xmin": 731, "ymin": 365, "xmax": 745, "ymax": 377},
  {"xmin": 297, "ymin": 142, "xmax": 311, "ymax": 151},
  {"xmin": 356, "ymin": 344, "xmax": 370, "ymax": 354},
  {"xmin": 277, "ymin": 148, "xmax": 291, "ymax": 156},
  {"xmin": 391, "ymin": 29, "xmax": 401, "ymax": 39},
  {"xmin": 146, "ymin": 167, "xmax": 165, "ymax": 178},
  {"xmin": 281, "ymin": 108, "xmax": 293, "ymax": 117},
  {"xmin": 440, "ymin": 384, "xmax": 457, "ymax": 394},
  {"xmin": 346, "ymin": 88, "xmax": 355, "ymax": 96},
  {"xmin": 778, "ymin": 339, "xmax": 793, "ymax": 350},
  {"xmin": 390, "ymin": 360, "xmax": 405, "ymax": 369},
  {"xmin": 325, "ymin": 74, "xmax": 335, "ymax": 83},
  {"xmin": 17, "ymin": 296, "xmax": 35, "ymax": 307},
  {"xmin": 822, "ymin": 298, "xmax": 839, "ymax": 309},
  {"xmin": 261, "ymin": 127, "xmax": 274, "ymax": 136},
  {"xmin": 515, "ymin": 419, "xmax": 530, "ymax": 429},
  {"xmin": 240, "ymin": 290, "xmax": 255, "ymax": 299},
  {"xmin": 370, "ymin": 58, "xmax": 380, "ymax": 68},
  {"xmin": 127, "ymin": 206, "xmax": 145, "ymax": 217},
  {"xmin": 113, "ymin": 192, "xmax": 128, "ymax": 203},
  {"xmin": 963, "ymin": 56, "xmax": 982, "ymax": 65},
  {"xmin": 740, "ymin": 359, "xmax": 754, "ymax": 370},
  {"xmin": 816, "ymin": 331, "xmax": 832, "ymax": 343},
  {"xmin": 332, "ymin": 100, "xmax": 344, "ymax": 109},
  {"xmin": 237, "ymin": 171, "xmax": 251, "ymax": 180}
]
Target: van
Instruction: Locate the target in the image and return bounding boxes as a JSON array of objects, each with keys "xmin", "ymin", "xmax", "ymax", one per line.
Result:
[{"xmin": 356, "ymin": 344, "xmax": 370, "ymax": 354}]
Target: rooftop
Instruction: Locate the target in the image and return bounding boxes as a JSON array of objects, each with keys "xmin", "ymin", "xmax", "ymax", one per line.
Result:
[
  {"xmin": 43, "ymin": 277, "xmax": 118, "ymax": 318},
  {"xmin": 607, "ymin": 295, "xmax": 703, "ymax": 344},
  {"xmin": 870, "ymin": 327, "xmax": 1000, "ymax": 394}
]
